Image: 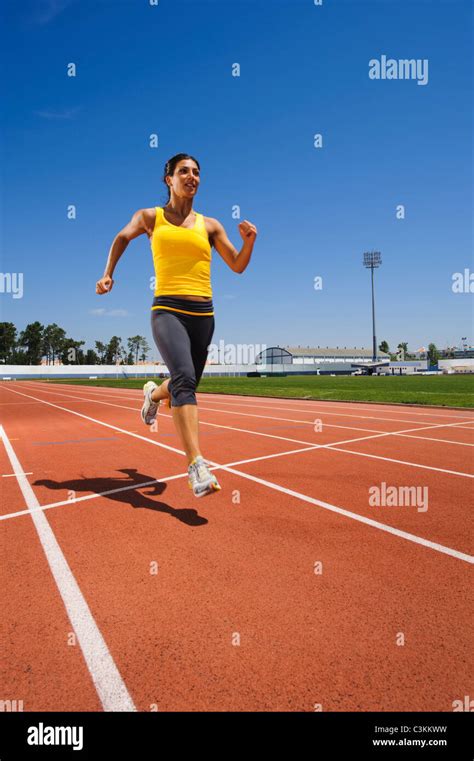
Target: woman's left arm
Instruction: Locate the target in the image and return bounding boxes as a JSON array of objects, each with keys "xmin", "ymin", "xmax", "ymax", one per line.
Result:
[{"xmin": 210, "ymin": 218, "xmax": 257, "ymax": 274}]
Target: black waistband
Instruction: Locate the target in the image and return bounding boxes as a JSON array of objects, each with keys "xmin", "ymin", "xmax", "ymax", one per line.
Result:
[{"xmin": 152, "ymin": 295, "xmax": 214, "ymax": 313}]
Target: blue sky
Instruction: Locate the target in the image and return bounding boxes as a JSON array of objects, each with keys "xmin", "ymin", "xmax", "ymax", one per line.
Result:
[{"xmin": 1, "ymin": 0, "xmax": 472, "ymax": 361}]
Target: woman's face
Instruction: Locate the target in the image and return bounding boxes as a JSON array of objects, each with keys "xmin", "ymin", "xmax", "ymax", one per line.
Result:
[{"xmin": 167, "ymin": 160, "xmax": 200, "ymax": 198}]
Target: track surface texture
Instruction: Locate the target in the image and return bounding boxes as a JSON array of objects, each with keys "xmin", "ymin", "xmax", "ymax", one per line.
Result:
[{"xmin": 1, "ymin": 381, "xmax": 472, "ymax": 712}]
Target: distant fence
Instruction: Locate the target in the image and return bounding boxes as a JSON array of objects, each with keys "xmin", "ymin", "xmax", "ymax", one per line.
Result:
[
  {"xmin": 1, "ymin": 364, "xmax": 164, "ymax": 380},
  {"xmin": 2, "ymin": 362, "xmax": 363, "ymax": 380},
  {"xmin": 4, "ymin": 359, "xmax": 467, "ymax": 381}
]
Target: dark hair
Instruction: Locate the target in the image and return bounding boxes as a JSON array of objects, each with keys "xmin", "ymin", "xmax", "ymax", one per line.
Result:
[{"xmin": 163, "ymin": 153, "xmax": 200, "ymax": 205}]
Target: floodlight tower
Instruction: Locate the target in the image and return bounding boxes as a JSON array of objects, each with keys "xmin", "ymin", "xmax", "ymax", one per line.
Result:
[{"xmin": 363, "ymin": 251, "xmax": 382, "ymax": 363}]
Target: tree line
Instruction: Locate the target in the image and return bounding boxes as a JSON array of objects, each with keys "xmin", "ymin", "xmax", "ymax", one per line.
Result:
[
  {"xmin": 0, "ymin": 322, "xmax": 448, "ymax": 367},
  {"xmin": 378, "ymin": 340, "xmax": 443, "ymax": 364},
  {"xmin": 0, "ymin": 322, "xmax": 151, "ymax": 366}
]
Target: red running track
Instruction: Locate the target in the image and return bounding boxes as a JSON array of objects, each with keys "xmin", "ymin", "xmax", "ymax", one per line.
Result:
[{"xmin": 1, "ymin": 380, "xmax": 473, "ymax": 711}]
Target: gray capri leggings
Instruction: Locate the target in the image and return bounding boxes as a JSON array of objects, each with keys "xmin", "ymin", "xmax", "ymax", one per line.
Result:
[{"xmin": 151, "ymin": 296, "xmax": 215, "ymax": 407}]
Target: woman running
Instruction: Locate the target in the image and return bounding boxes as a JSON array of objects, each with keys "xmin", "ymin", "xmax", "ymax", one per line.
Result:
[{"xmin": 96, "ymin": 153, "xmax": 257, "ymax": 497}]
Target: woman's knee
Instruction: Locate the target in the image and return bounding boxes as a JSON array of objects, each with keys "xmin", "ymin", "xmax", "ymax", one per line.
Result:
[{"xmin": 169, "ymin": 370, "xmax": 197, "ymax": 407}]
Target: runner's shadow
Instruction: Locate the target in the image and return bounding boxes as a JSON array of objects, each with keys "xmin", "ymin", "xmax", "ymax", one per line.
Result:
[{"xmin": 33, "ymin": 467, "xmax": 208, "ymax": 526}]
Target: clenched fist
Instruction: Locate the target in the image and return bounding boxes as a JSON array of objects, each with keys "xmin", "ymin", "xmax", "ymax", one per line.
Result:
[
  {"xmin": 96, "ymin": 275, "xmax": 114, "ymax": 294},
  {"xmin": 238, "ymin": 220, "xmax": 257, "ymax": 244}
]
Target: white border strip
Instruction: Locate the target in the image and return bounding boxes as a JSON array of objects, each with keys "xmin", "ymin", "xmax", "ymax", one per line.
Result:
[{"xmin": 0, "ymin": 425, "xmax": 136, "ymax": 712}]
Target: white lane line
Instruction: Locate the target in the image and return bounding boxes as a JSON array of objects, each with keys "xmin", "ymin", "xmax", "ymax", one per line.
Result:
[
  {"xmin": 0, "ymin": 401, "xmax": 56, "ymax": 405},
  {"xmin": 0, "ymin": 445, "xmax": 320, "ymax": 521},
  {"xmin": 212, "ymin": 463, "xmax": 474, "ymax": 565},
  {"xmin": 5, "ymin": 385, "xmax": 474, "ymax": 478},
  {"xmin": 0, "ymin": 425, "xmax": 136, "ymax": 712},
  {"xmin": 2, "ymin": 417, "xmax": 473, "ymax": 522},
  {"xmin": 0, "ymin": 473, "xmax": 177, "ymax": 521},
  {"xmin": 14, "ymin": 381, "xmax": 474, "ymax": 423},
  {"xmin": 196, "ymin": 405, "xmax": 474, "ymax": 443},
  {"xmin": 19, "ymin": 381, "xmax": 474, "ymax": 425},
  {"xmin": 23, "ymin": 381, "xmax": 474, "ymax": 421},
  {"xmin": 325, "ymin": 446, "xmax": 474, "ymax": 478},
  {"xmin": 18, "ymin": 382, "xmax": 392, "ymax": 436},
  {"xmin": 393, "ymin": 433, "xmax": 474, "ymax": 447},
  {"xmin": 1, "ymin": 476, "xmax": 182, "ymax": 521},
  {"xmin": 177, "ymin": 390, "xmax": 474, "ymax": 423},
  {"xmin": 1, "ymin": 391, "xmax": 472, "ymax": 564},
  {"xmin": 197, "ymin": 401, "xmax": 474, "ymax": 427},
  {"xmin": 13, "ymin": 383, "xmax": 474, "ymax": 450},
  {"xmin": 3, "ymin": 472, "xmax": 33, "ymax": 477},
  {"xmin": 195, "ymin": 392, "xmax": 474, "ymax": 420}
]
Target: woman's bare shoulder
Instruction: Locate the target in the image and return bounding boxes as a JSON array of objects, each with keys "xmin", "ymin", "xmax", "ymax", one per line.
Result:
[
  {"xmin": 143, "ymin": 207, "xmax": 157, "ymax": 238},
  {"xmin": 202, "ymin": 214, "xmax": 219, "ymax": 233}
]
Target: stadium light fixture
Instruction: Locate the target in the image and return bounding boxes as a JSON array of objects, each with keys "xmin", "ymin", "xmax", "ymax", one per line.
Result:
[{"xmin": 363, "ymin": 251, "xmax": 382, "ymax": 362}]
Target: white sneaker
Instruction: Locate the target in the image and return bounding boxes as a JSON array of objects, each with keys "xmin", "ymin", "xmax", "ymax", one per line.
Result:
[
  {"xmin": 141, "ymin": 381, "xmax": 159, "ymax": 425},
  {"xmin": 188, "ymin": 456, "xmax": 221, "ymax": 498}
]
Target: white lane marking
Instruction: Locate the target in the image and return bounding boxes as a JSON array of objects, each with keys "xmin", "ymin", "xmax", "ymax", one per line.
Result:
[
  {"xmin": 196, "ymin": 391, "xmax": 474, "ymax": 419},
  {"xmin": 209, "ymin": 463, "xmax": 474, "ymax": 565},
  {"xmin": 13, "ymin": 383, "xmax": 474, "ymax": 450},
  {"xmin": 393, "ymin": 433, "xmax": 474, "ymax": 447},
  {"xmin": 19, "ymin": 380, "xmax": 474, "ymax": 424},
  {"xmin": 326, "ymin": 446, "xmax": 474, "ymax": 478},
  {"xmin": 3, "ymin": 417, "xmax": 474, "ymax": 522},
  {"xmin": 0, "ymin": 425, "xmax": 136, "ymax": 712},
  {"xmin": 22, "ymin": 380, "xmax": 474, "ymax": 421},
  {"xmin": 18, "ymin": 382, "xmax": 392, "ymax": 435},
  {"xmin": 196, "ymin": 405, "xmax": 474, "ymax": 443},
  {"xmin": 5, "ymin": 385, "xmax": 474, "ymax": 479},
  {"xmin": 1, "ymin": 445, "xmax": 320, "ymax": 521},
  {"xmin": 185, "ymin": 393, "xmax": 474, "ymax": 423},
  {"xmin": 1, "ymin": 390, "xmax": 472, "ymax": 564},
  {"xmin": 3, "ymin": 472, "xmax": 33, "ymax": 477}
]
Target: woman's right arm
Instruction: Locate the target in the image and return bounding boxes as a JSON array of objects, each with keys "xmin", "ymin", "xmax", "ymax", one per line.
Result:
[{"xmin": 96, "ymin": 208, "xmax": 154, "ymax": 294}]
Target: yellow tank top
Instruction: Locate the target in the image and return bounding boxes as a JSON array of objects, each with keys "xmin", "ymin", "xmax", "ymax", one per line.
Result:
[{"xmin": 150, "ymin": 206, "xmax": 212, "ymax": 297}]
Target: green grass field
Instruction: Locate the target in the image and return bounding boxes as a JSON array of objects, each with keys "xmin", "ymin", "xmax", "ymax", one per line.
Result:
[{"xmin": 36, "ymin": 373, "xmax": 474, "ymax": 408}]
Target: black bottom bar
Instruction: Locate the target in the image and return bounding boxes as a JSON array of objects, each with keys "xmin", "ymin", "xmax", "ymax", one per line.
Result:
[{"xmin": 0, "ymin": 711, "xmax": 472, "ymax": 759}]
